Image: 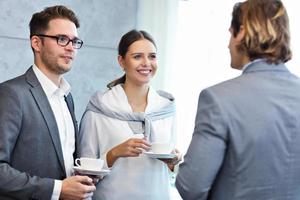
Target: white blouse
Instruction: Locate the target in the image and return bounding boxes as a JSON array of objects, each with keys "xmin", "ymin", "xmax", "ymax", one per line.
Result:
[{"xmin": 79, "ymin": 85, "xmax": 176, "ymax": 200}]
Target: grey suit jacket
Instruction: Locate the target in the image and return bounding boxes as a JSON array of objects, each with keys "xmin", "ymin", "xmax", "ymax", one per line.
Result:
[
  {"xmin": 176, "ymin": 60, "xmax": 300, "ymax": 200},
  {"xmin": 0, "ymin": 67, "xmax": 78, "ymax": 200}
]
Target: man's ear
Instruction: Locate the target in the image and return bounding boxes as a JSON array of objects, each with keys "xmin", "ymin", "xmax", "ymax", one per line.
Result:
[
  {"xmin": 236, "ymin": 25, "xmax": 245, "ymax": 42},
  {"xmin": 30, "ymin": 35, "xmax": 41, "ymax": 52}
]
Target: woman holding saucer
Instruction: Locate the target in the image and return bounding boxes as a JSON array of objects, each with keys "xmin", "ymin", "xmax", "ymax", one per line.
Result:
[{"xmin": 78, "ymin": 29, "xmax": 181, "ymax": 200}]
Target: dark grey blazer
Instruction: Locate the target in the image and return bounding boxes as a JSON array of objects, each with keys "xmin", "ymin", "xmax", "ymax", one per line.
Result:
[
  {"xmin": 176, "ymin": 60, "xmax": 300, "ymax": 200},
  {"xmin": 0, "ymin": 67, "xmax": 78, "ymax": 200}
]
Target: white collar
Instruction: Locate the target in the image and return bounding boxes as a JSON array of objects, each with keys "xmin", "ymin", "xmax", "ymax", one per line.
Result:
[{"xmin": 32, "ymin": 64, "xmax": 71, "ymax": 98}]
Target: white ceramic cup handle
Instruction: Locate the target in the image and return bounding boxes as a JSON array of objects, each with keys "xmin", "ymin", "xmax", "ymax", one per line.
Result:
[{"xmin": 75, "ymin": 158, "xmax": 81, "ymax": 166}]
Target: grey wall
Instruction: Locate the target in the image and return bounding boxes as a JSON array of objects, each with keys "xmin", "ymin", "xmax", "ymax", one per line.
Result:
[{"xmin": 0, "ymin": 0, "xmax": 137, "ymax": 119}]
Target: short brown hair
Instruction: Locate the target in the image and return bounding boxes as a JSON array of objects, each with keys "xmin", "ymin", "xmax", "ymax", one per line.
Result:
[
  {"xmin": 231, "ymin": 0, "xmax": 292, "ymax": 63},
  {"xmin": 29, "ymin": 5, "xmax": 80, "ymax": 37}
]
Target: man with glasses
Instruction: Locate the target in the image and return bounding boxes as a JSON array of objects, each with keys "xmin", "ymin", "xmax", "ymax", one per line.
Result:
[{"xmin": 0, "ymin": 5, "xmax": 95, "ymax": 200}]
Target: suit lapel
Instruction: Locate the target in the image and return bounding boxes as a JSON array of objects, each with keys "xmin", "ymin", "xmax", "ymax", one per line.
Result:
[
  {"xmin": 64, "ymin": 94, "xmax": 79, "ymax": 160},
  {"xmin": 26, "ymin": 67, "xmax": 66, "ymax": 175}
]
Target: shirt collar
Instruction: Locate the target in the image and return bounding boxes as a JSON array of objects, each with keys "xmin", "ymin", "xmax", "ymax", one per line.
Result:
[
  {"xmin": 32, "ymin": 64, "xmax": 71, "ymax": 98},
  {"xmin": 242, "ymin": 58, "xmax": 265, "ymax": 71}
]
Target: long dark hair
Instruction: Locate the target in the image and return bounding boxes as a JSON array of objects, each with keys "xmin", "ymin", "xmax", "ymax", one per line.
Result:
[{"xmin": 107, "ymin": 29, "xmax": 156, "ymax": 89}]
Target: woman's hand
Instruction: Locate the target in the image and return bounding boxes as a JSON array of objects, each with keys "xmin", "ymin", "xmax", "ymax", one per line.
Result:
[
  {"xmin": 107, "ymin": 138, "xmax": 151, "ymax": 167},
  {"xmin": 158, "ymin": 148, "xmax": 182, "ymax": 171}
]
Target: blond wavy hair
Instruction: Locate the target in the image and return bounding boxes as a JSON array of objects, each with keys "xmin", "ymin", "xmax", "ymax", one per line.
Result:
[{"xmin": 231, "ymin": 0, "xmax": 292, "ymax": 63}]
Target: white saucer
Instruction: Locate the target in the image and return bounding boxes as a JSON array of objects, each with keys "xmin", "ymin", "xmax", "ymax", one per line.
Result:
[
  {"xmin": 73, "ymin": 166, "xmax": 110, "ymax": 176},
  {"xmin": 144, "ymin": 151, "xmax": 176, "ymax": 159}
]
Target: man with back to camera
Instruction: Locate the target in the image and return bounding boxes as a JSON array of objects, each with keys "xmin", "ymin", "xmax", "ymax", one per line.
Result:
[
  {"xmin": 176, "ymin": 0, "xmax": 300, "ymax": 199},
  {"xmin": 0, "ymin": 5, "xmax": 96, "ymax": 200}
]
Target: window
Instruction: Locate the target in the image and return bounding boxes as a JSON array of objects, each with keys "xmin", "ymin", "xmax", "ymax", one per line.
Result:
[{"xmin": 171, "ymin": 0, "xmax": 300, "ymax": 154}]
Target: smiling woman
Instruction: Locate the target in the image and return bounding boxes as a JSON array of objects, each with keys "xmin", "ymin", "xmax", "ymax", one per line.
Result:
[
  {"xmin": 78, "ymin": 29, "xmax": 180, "ymax": 200},
  {"xmin": 118, "ymin": 39, "xmax": 157, "ymax": 89}
]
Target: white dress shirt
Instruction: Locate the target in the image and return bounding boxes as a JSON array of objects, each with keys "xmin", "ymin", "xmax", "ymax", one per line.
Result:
[{"xmin": 33, "ymin": 65, "xmax": 75, "ymax": 200}]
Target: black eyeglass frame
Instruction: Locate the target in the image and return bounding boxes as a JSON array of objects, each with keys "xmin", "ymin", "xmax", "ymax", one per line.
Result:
[{"xmin": 35, "ymin": 34, "xmax": 84, "ymax": 49}]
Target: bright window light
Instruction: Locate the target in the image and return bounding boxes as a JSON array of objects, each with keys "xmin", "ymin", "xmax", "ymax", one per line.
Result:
[
  {"xmin": 171, "ymin": 0, "xmax": 300, "ymax": 154},
  {"xmin": 170, "ymin": 1, "xmax": 300, "ymax": 199}
]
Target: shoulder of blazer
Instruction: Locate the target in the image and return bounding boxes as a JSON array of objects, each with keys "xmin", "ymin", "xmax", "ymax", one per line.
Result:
[
  {"xmin": 25, "ymin": 66, "xmax": 41, "ymax": 88},
  {"xmin": 0, "ymin": 66, "xmax": 37, "ymax": 91}
]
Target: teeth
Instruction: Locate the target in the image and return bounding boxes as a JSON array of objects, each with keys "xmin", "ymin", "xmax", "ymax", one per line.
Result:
[
  {"xmin": 138, "ymin": 70, "xmax": 150, "ymax": 74},
  {"xmin": 140, "ymin": 70, "xmax": 149, "ymax": 72}
]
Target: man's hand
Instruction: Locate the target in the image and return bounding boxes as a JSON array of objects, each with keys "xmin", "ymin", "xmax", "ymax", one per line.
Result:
[
  {"xmin": 60, "ymin": 175, "xmax": 96, "ymax": 200},
  {"xmin": 74, "ymin": 171, "xmax": 103, "ymax": 185}
]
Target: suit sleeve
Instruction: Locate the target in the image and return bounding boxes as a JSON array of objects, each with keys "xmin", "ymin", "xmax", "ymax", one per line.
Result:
[
  {"xmin": 0, "ymin": 83, "xmax": 53, "ymax": 199},
  {"xmin": 175, "ymin": 89, "xmax": 227, "ymax": 200}
]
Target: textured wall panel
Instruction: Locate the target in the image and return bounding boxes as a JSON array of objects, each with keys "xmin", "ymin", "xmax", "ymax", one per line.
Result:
[
  {"xmin": 0, "ymin": 0, "xmax": 137, "ymax": 118},
  {"xmin": 65, "ymin": 47, "xmax": 123, "ymax": 117},
  {"xmin": 0, "ymin": 38, "xmax": 32, "ymax": 81}
]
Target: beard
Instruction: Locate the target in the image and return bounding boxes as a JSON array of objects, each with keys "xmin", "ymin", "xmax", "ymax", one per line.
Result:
[{"xmin": 40, "ymin": 51, "xmax": 72, "ymax": 75}]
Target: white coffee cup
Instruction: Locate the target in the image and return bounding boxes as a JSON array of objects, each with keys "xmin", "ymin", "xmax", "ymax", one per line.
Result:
[
  {"xmin": 75, "ymin": 157, "xmax": 104, "ymax": 171},
  {"xmin": 150, "ymin": 142, "xmax": 174, "ymax": 154}
]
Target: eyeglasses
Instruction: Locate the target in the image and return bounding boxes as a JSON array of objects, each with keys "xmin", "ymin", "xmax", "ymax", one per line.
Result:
[{"xmin": 36, "ymin": 34, "xmax": 83, "ymax": 49}]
